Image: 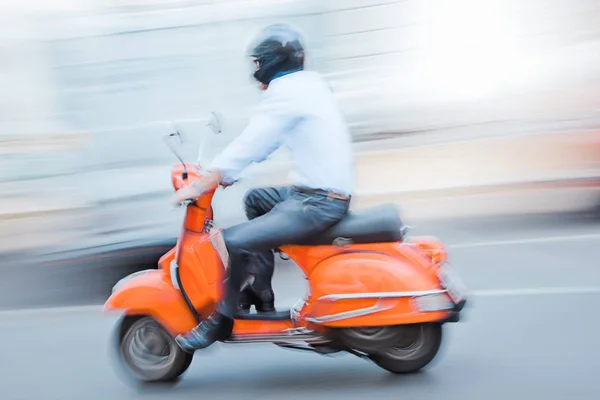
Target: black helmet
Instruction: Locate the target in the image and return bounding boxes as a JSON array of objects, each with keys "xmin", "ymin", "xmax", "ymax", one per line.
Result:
[{"xmin": 248, "ymin": 23, "xmax": 305, "ymax": 85}]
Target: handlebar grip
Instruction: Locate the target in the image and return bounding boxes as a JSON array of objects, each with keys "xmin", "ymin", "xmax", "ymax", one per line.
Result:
[
  {"xmin": 220, "ymin": 178, "xmax": 239, "ymax": 188},
  {"xmin": 170, "ymin": 199, "xmax": 193, "ymax": 211}
]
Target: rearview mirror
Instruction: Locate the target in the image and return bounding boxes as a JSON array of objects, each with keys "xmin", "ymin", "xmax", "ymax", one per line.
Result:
[
  {"xmin": 167, "ymin": 123, "xmax": 185, "ymax": 143},
  {"xmin": 164, "ymin": 123, "xmax": 187, "ymax": 177},
  {"xmin": 207, "ymin": 111, "xmax": 222, "ymax": 135},
  {"xmin": 198, "ymin": 111, "xmax": 223, "ymax": 166}
]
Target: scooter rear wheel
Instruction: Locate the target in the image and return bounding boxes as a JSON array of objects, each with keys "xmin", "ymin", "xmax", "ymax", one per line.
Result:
[
  {"xmin": 115, "ymin": 316, "xmax": 193, "ymax": 383},
  {"xmin": 368, "ymin": 323, "xmax": 443, "ymax": 374}
]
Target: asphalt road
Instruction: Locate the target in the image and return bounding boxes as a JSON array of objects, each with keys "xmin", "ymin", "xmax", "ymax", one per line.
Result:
[{"xmin": 1, "ymin": 215, "xmax": 600, "ymax": 400}]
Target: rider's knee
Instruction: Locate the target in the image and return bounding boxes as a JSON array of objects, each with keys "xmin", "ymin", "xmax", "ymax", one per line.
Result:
[
  {"xmin": 243, "ymin": 189, "xmax": 261, "ymax": 219},
  {"xmin": 222, "ymin": 229, "xmax": 248, "ymax": 254}
]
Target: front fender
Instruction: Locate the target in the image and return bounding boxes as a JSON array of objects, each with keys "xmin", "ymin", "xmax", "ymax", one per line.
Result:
[
  {"xmin": 305, "ymin": 252, "xmax": 451, "ymax": 327},
  {"xmin": 104, "ymin": 270, "xmax": 197, "ymax": 335}
]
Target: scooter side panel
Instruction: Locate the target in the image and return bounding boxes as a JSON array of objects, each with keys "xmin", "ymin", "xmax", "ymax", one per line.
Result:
[
  {"xmin": 304, "ymin": 252, "xmax": 450, "ymax": 328},
  {"xmin": 282, "ymin": 240, "xmax": 446, "ymax": 276},
  {"xmin": 104, "ymin": 270, "xmax": 198, "ymax": 335},
  {"xmin": 177, "ymin": 233, "xmax": 224, "ymax": 312}
]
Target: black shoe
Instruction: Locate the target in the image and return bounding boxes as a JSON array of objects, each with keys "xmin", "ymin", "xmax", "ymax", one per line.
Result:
[
  {"xmin": 238, "ymin": 287, "xmax": 275, "ymax": 313},
  {"xmin": 256, "ymin": 298, "xmax": 275, "ymax": 313},
  {"xmin": 175, "ymin": 312, "xmax": 233, "ymax": 352},
  {"xmin": 238, "ymin": 288, "xmax": 254, "ymax": 312}
]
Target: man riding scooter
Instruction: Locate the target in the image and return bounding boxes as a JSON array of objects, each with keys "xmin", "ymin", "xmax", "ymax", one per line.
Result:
[{"xmin": 173, "ymin": 23, "xmax": 355, "ymax": 351}]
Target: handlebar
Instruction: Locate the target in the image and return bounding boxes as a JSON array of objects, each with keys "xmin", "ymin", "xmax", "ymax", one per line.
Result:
[
  {"xmin": 170, "ymin": 178, "xmax": 239, "ymax": 211},
  {"xmin": 170, "ymin": 199, "xmax": 193, "ymax": 211}
]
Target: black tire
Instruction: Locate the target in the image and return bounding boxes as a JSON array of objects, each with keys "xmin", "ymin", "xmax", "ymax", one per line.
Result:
[
  {"xmin": 113, "ymin": 316, "xmax": 193, "ymax": 383},
  {"xmin": 180, "ymin": 351, "xmax": 194, "ymax": 375},
  {"xmin": 369, "ymin": 323, "xmax": 443, "ymax": 374}
]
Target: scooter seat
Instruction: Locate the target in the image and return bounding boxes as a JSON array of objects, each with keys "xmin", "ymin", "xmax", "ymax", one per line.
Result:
[{"xmin": 295, "ymin": 203, "xmax": 405, "ymax": 246}]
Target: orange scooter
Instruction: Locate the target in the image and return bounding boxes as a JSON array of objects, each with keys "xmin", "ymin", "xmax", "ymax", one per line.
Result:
[{"xmin": 104, "ymin": 128, "xmax": 468, "ymax": 384}]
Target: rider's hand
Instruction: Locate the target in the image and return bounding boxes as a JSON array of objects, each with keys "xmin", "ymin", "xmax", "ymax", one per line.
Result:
[
  {"xmin": 171, "ymin": 181, "xmax": 205, "ymax": 206},
  {"xmin": 219, "ymin": 177, "xmax": 237, "ymax": 188},
  {"xmin": 171, "ymin": 171, "xmax": 222, "ymax": 206}
]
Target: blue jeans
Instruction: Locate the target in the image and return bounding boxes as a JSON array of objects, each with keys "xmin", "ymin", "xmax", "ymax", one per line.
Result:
[{"xmin": 220, "ymin": 186, "xmax": 350, "ymax": 317}]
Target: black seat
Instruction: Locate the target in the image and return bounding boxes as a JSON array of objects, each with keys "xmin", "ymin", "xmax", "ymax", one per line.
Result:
[{"xmin": 295, "ymin": 203, "xmax": 405, "ymax": 246}]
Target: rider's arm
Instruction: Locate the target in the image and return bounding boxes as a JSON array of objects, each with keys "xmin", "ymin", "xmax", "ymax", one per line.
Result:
[
  {"xmin": 210, "ymin": 90, "xmax": 297, "ymax": 182},
  {"xmin": 172, "ymin": 90, "xmax": 297, "ymax": 205}
]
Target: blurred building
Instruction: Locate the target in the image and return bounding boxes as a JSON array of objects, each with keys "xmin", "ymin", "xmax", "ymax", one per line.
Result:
[{"xmin": 1, "ymin": 0, "xmax": 600, "ymax": 254}]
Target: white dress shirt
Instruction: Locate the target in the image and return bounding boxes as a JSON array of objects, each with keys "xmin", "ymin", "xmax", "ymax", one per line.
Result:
[{"xmin": 210, "ymin": 71, "xmax": 354, "ymax": 196}]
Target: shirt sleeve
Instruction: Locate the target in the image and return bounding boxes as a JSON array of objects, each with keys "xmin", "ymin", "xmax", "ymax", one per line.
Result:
[{"xmin": 210, "ymin": 89, "xmax": 296, "ymax": 181}]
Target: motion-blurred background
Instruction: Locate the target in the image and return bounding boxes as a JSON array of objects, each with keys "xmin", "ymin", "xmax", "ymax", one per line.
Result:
[
  {"xmin": 1, "ymin": 0, "xmax": 600, "ymax": 300},
  {"xmin": 3, "ymin": 2, "xmax": 600, "ymax": 399}
]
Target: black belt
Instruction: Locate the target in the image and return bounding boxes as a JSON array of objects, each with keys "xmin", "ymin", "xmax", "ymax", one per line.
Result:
[{"xmin": 292, "ymin": 186, "xmax": 350, "ymax": 201}]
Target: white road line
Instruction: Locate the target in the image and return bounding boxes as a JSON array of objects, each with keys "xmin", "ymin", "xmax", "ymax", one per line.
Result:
[
  {"xmin": 471, "ymin": 286, "xmax": 600, "ymax": 297},
  {"xmin": 447, "ymin": 233, "xmax": 600, "ymax": 249},
  {"xmin": 0, "ymin": 305, "xmax": 103, "ymax": 317},
  {"xmin": 2, "ymin": 285, "xmax": 600, "ymax": 319}
]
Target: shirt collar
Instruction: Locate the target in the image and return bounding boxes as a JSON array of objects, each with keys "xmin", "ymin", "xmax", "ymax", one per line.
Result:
[{"xmin": 271, "ymin": 68, "xmax": 303, "ymax": 81}]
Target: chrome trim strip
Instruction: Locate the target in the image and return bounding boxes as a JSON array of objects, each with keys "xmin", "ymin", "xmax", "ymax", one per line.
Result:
[
  {"xmin": 305, "ymin": 300, "xmax": 395, "ymax": 324},
  {"xmin": 224, "ymin": 336, "xmax": 319, "ymax": 344},
  {"xmin": 169, "ymin": 260, "xmax": 180, "ymax": 290},
  {"xmin": 317, "ymin": 289, "xmax": 447, "ymax": 302},
  {"xmin": 224, "ymin": 328, "xmax": 325, "ymax": 344},
  {"xmin": 209, "ymin": 228, "xmax": 230, "ymax": 270},
  {"xmin": 290, "ymin": 297, "xmax": 306, "ymax": 323},
  {"xmin": 306, "ymin": 290, "xmax": 450, "ymax": 324}
]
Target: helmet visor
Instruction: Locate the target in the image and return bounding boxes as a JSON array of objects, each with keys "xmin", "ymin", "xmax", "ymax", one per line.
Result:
[{"xmin": 247, "ymin": 23, "xmax": 305, "ymax": 58}]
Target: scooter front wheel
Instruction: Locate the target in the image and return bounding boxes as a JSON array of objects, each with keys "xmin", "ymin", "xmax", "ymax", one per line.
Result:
[
  {"xmin": 368, "ymin": 323, "xmax": 443, "ymax": 374},
  {"xmin": 114, "ymin": 316, "xmax": 193, "ymax": 383}
]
